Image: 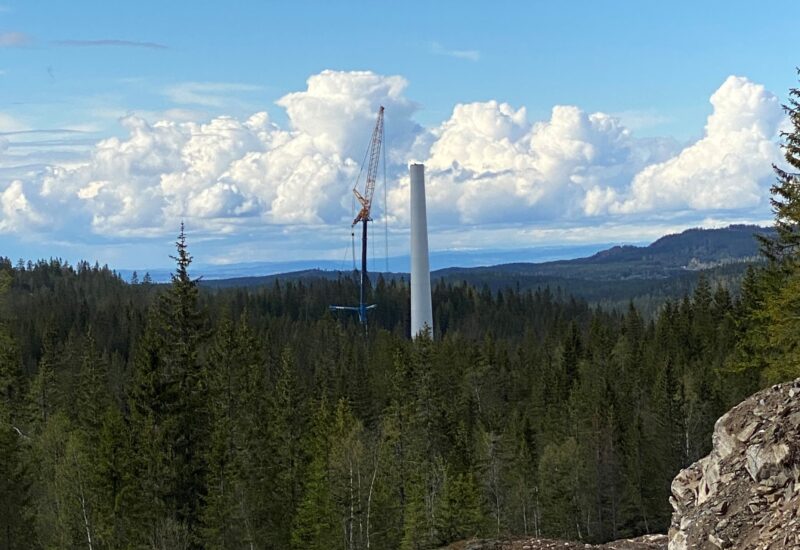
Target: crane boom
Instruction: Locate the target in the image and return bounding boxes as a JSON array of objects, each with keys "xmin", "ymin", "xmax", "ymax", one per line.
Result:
[
  {"xmin": 353, "ymin": 106, "xmax": 384, "ymax": 226},
  {"xmin": 330, "ymin": 106, "xmax": 385, "ymax": 328}
]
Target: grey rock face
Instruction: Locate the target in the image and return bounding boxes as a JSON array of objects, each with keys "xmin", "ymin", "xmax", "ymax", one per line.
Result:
[
  {"xmin": 669, "ymin": 378, "xmax": 800, "ymax": 550},
  {"xmin": 445, "ymin": 534, "xmax": 667, "ymax": 549}
]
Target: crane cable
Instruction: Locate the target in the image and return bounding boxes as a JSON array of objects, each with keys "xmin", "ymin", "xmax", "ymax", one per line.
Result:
[
  {"xmin": 383, "ymin": 116, "xmax": 389, "ymax": 273},
  {"xmin": 351, "ymin": 230, "xmax": 356, "ymax": 271},
  {"xmin": 339, "ymin": 234, "xmax": 349, "ymax": 272},
  {"xmin": 340, "ymin": 195, "xmax": 357, "ymax": 272},
  {"xmin": 351, "ymin": 192, "xmax": 357, "ymax": 272},
  {"xmin": 352, "ymin": 117, "xmax": 376, "ymax": 279}
]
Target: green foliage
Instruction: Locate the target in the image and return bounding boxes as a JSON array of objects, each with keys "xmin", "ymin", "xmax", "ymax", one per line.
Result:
[
  {"xmin": 0, "ymin": 220, "xmax": 780, "ymax": 548},
  {"xmin": 291, "ymin": 399, "xmax": 337, "ymax": 550},
  {"xmin": 733, "ymin": 73, "xmax": 800, "ymax": 384},
  {"xmin": 0, "ymin": 352, "xmax": 34, "ymax": 548},
  {"xmin": 93, "ymin": 404, "xmax": 134, "ymax": 548},
  {"xmin": 538, "ymin": 437, "xmax": 581, "ymax": 539},
  {"xmin": 0, "ymin": 408, "xmax": 34, "ymax": 550},
  {"xmin": 127, "ymin": 224, "xmax": 210, "ymax": 547},
  {"xmin": 437, "ymin": 470, "xmax": 483, "ymax": 541}
]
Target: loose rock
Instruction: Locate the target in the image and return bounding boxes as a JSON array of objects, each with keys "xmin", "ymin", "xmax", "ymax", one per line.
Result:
[{"xmin": 669, "ymin": 378, "xmax": 800, "ymax": 549}]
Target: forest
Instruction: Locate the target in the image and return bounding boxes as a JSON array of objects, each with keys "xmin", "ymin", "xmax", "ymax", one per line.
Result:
[
  {"xmin": 1, "ymin": 80, "xmax": 800, "ymax": 550},
  {"xmin": 0, "ymin": 237, "xmax": 774, "ymax": 549}
]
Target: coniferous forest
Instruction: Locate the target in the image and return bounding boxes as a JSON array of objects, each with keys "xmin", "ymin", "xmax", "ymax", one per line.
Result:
[
  {"xmin": 2, "ymin": 81, "xmax": 800, "ymax": 550},
  {"xmin": 0, "ymin": 238, "xmax": 775, "ymax": 550}
]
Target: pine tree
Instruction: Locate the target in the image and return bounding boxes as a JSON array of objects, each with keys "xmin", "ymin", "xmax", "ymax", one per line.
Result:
[{"xmin": 2, "ymin": 223, "xmax": 773, "ymax": 545}]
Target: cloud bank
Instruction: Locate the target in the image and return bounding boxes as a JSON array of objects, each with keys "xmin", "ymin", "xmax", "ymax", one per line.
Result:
[{"xmin": 0, "ymin": 71, "xmax": 785, "ymax": 253}]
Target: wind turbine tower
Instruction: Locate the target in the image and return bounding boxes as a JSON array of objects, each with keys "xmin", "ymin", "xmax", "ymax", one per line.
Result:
[{"xmin": 410, "ymin": 163, "xmax": 433, "ymax": 339}]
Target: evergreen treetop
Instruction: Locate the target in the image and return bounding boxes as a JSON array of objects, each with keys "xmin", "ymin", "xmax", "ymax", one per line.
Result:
[{"xmin": 761, "ymin": 71, "xmax": 800, "ymax": 263}]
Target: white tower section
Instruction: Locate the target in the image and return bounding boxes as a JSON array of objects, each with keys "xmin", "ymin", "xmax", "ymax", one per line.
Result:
[{"xmin": 410, "ymin": 163, "xmax": 433, "ymax": 339}]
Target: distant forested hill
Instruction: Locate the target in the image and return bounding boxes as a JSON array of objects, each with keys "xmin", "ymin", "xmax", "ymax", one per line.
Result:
[
  {"xmin": 439, "ymin": 224, "xmax": 771, "ymax": 280},
  {"xmin": 204, "ymin": 225, "xmax": 772, "ymax": 316}
]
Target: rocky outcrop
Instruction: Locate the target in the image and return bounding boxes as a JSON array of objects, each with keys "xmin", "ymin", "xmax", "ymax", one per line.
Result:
[
  {"xmin": 444, "ymin": 534, "xmax": 667, "ymax": 549},
  {"xmin": 669, "ymin": 378, "xmax": 800, "ymax": 549}
]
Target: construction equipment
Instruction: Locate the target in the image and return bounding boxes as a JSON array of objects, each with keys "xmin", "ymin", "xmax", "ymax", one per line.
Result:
[{"xmin": 329, "ymin": 106, "xmax": 385, "ymax": 325}]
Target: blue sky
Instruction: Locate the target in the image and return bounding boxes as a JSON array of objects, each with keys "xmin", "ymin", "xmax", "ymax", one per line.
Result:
[{"xmin": 0, "ymin": 1, "xmax": 796, "ymax": 272}]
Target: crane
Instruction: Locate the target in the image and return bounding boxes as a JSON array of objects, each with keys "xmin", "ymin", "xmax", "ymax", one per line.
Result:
[{"xmin": 329, "ymin": 106, "xmax": 385, "ymax": 326}]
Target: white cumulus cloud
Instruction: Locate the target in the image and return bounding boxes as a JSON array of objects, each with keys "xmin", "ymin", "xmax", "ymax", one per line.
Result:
[
  {"xmin": 1, "ymin": 71, "xmax": 423, "ymax": 236},
  {"xmin": 389, "ymin": 100, "xmax": 678, "ymax": 225},
  {"xmin": 0, "ymin": 180, "xmax": 43, "ymax": 232},
  {"xmin": 276, "ymin": 70, "xmax": 421, "ymax": 162},
  {"xmin": 609, "ymin": 76, "xmax": 783, "ymax": 214},
  {"xmin": 0, "ymin": 71, "xmax": 785, "ymax": 255}
]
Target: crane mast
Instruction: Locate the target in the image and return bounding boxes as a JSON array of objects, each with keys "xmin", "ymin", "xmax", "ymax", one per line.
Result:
[
  {"xmin": 353, "ymin": 106, "xmax": 384, "ymax": 226},
  {"xmin": 329, "ymin": 106, "xmax": 385, "ymax": 326}
]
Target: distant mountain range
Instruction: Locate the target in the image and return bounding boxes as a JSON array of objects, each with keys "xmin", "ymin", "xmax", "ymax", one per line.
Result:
[
  {"xmin": 203, "ymin": 224, "xmax": 772, "ymax": 284},
  {"xmin": 119, "ymin": 242, "xmax": 616, "ymax": 283},
  {"xmin": 123, "ymin": 225, "xmax": 772, "ymax": 287},
  {"xmin": 436, "ymin": 224, "xmax": 772, "ymax": 281},
  {"xmin": 425, "ymin": 225, "xmax": 773, "ymax": 312},
  {"xmin": 201, "ymin": 225, "xmax": 773, "ymax": 313}
]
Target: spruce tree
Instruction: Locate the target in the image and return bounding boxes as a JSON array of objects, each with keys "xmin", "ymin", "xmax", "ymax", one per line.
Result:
[
  {"xmin": 128, "ymin": 305, "xmax": 172, "ymax": 540},
  {"xmin": 202, "ymin": 316, "xmax": 265, "ymax": 549},
  {"xmin": 76, "ymin": 329, "xmax": 109, "ymax": 441},
  {"xmin": 129, "ymin": 224, "xmax": 209, "ymax": 546},
  {"xmin": 93, "ymin": 404, "xmax": 134, "ymax": 548},
  {"xmin": 761, "ymin": 73, "xmax": 800, "ymax": 263},
  {"xmin": 0, "ymin": 288, "xmax": 34, "ymax": 549},
  {"xmin": 0, "ymin": 401, "xmax": 34, "ymax": 550},
  {"xmin": 291, "ymin": 399, "xmax": 336, "ymax": 550},
  {"xmin": 163, "ymin": 223, "xmax": 209, "ymax": 543},
  {"xmin": 28, "ymin": 326, "xmax": 60, "ymax": 430},
  {"xmin": 737, "ymin": 73, "xmax": 800, "ymax": 382}
]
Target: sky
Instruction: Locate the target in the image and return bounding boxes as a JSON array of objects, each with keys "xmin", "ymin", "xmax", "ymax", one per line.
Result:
[{"xmin": 0, "ymin": 1, "xmax": 798, "ymax": 272}]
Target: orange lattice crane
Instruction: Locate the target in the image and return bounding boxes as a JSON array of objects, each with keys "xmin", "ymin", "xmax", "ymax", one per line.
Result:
[
  {"xmin": 352, "ymin": 106, "xmax": 384, "ymax": 226},
  {"xmin": 330, "ymin": 106, "xmax": 385, "ymax": 326}
]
